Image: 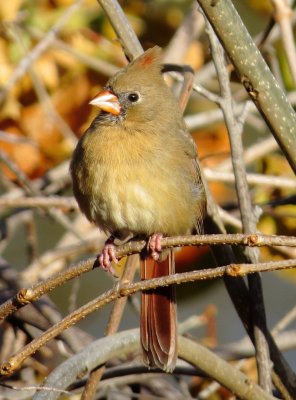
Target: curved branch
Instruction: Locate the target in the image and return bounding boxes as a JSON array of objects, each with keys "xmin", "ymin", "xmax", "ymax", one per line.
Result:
[{"xmin": 32, "ymin": 329, "xmax": 276, "ymax": 400}]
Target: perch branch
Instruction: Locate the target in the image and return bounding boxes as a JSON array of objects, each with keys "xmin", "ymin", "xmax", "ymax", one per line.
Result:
[
  {"xmin": 0, "ymin": 233, "xmax": 295, "ymax": 321},
  {"xmin": 1, "ymin": 257, "xmax": 295, "ymax": 376}
]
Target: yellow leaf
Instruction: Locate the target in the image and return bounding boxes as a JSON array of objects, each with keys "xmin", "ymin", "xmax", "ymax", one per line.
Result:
[
  {"xmin": 258, "ymin": 216, "xmax": 277, "ymax": 235},
  {"xmin": 111, "ymin": 256, "xmax": 128, "ymax": 278},
  {"xmin": 248, "ymin": 0, "xmax": 273, "ymax": 14},
  {"xmin": 0, "ymin": 0, "xmax": 23, "ymax": 21},
  {"xmin": 71, "ymin": 32, "xmax": 98, "ymax": 57},
  {"xmin": 35, "ymin": 54, "xmax": 59, "ymax": 89}
]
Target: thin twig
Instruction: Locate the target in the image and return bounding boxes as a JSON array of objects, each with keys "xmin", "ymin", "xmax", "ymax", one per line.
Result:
[
  {"xmin": 0, "ymin": 151, "xmax": 82, "ymax": 240},
  {"xmin": 0, "ymin": 196, "xmax": 78, "ymax": 211},
  {"xmin": 0, "ymin": 257, "xmax": 95, "ymax": 322},
  {"xmin": 9, "ymin": 23, "xmax": 77, "ymax": 147},
  {"xmin": 272, "ymin": 305, "xmax": 296, "ymax": 336},
  {"xmin": 271, "ymin": 0, "xmax": 296, "ymax": 85},
  {"xmin": 0, "ymin": 130, "xmax": 36, "ymax": 145},
  {"xmin": 204, "ymin": 169, "xmax": 296, "ymax": 189},
  {"xmin": 27, "ymin": 27, "xmax": 119, "ymax": 76},
  {"xmin": 164, "ymin": 1, "xmax": 204, "ymax": 63},
  {"xmin": 219, "ymin": 329, "xmax": 296, "ymax": 359},
  {"xmin": 214, "ymin": 136, "xmax": 278, "ymax": 172},
  {"xmin": 216, "ymin": 205, "xmax": 242, "ymax": 230}
]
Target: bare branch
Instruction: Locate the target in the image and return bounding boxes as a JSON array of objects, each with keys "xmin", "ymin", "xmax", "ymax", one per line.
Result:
[
  {"xmin": 204, "ymin": 169, "xmax": 296, "ymax": 189},
  {"xmin": 1, "ymin": 257, "xmax": 295, "ymax": 377},
  {"xmin": 0, "ymin": 152, "xmax": 82, "ymax": 239},
  {"xmin": 32, "ymin": 329, "xmax": 276, "ymax": 400},
  {"xmin": 96, "ymin": 0, "xmax": 143, "ymax": 61},
  {"xmin": 0, "ymin": 196, "xmax": 78, "ymax": 211},
  {"xmin": 196, "ymin": 0, "xmax": 296, "ymax": 174},
  {"xmin": 271, "ymin": 0, "xmax": 296, "ymax": 85},
  {"xmin": 205, "ymin": 17, "xmax": 271, "ymax": 391},
  {"xmin": 81, "ymin": 255, "xmax": 138, "ymax": 399},
  {"xmin": 1, "ymin": 232, "xmax": 295, "ymax": 322}
]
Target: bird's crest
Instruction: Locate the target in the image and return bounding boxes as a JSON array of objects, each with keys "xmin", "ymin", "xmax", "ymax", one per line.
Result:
[
  {"xmin": 132, "ymin": 46, "xmax": 162, "ymax": 69},
  {"xmin": 107, "ymin": 46, "xmax": 163, "ymax": 93}
]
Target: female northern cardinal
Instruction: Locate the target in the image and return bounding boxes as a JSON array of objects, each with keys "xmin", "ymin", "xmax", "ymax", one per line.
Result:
[{"xmin": 70, "ymin": 46, "xmax": 205, "ymax": 372}]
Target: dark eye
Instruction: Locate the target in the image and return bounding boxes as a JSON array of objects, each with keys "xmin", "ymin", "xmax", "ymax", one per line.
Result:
[{"xmin": 128, "ymin": 92, "xmax": 140, "ymax": 102}]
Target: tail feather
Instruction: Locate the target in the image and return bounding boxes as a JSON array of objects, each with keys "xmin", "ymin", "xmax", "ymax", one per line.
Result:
[{"xmin": 140, "ymin": 249, "xmax": 177, "ymax": 372}]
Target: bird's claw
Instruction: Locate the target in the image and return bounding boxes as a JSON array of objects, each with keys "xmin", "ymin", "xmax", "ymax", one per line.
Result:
[
  {"xmin": 99, "ymin": 242, "xmax": 118, "ymax": 273},
  {"xmin": 148, "ymin": 233, "xmax": 163, "ymax": 260}
]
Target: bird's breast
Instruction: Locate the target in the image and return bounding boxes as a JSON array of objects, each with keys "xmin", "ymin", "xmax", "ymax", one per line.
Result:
[
  {"xmin": 71, "ymin": 127, "xmax": 200, "ymax": 237},
  {"xmin": 86, "ymin": 163, "xmax": 158, "ymax": 235}
]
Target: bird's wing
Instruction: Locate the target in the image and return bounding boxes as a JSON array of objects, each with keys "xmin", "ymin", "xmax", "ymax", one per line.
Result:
[{"xmin": 179, "ymin": 122, "xmax": 206, "ymax": 233}]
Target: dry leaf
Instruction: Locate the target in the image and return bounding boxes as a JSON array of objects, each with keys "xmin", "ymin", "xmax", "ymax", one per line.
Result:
[{"xmin": 0, "ymin": 0, "xmax": 23, "ymax": 21}]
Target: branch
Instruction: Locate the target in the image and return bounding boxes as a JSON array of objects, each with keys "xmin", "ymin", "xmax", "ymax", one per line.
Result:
[
  {"xmin": 196, "ymin": 0, "xmax": 296, "ymax": 174},
  {"xmin": 1, "ymin": 257, "xmax": 295, "ymax": 376},
  {"xmin": 204, "ymin": 168, "xmax": 296, "ymax": 189},
  {"xmin": 27, "ymin": 27, "xmax": 119, "ymax": 77},
  {"xmin": 212, "ymin": 136, "xmax": 278, "ymax": 173},
  {"xmin": 0, "ymin": 152, "xmax": 82, "ymax": 240},
  {"xmin": 81, "ymin": 255, "xmax": 138, "ymax": 399},
  {"xmin": 96, "ymin": 0, "xmax": 143, "ymax": 61},
  {"xmin": 2, "ymin": 231, "xmax": 296, "ymax": 305},
  {"xmin": 32, "ymin": 329, "xmax": 276, "ymax": 400},
  {"xmin": 0, "ymin": 196, "xmax": 78, "ymax": 211},
  {"xmin": 271, "ymin": 0, "xmax": 296, "ymax": 85},
  {"xmin": 1, "ymin": 233, "xmax": 295, "ymax": 321},
  {"xmin": 205, "ymin": 16, "xmax": 272, "ymax": 391}
]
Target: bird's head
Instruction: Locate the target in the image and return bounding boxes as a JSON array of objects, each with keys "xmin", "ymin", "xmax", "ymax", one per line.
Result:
[{"xmin": 89, "ymin": 46, "xmax": 179, "ymax": 126}]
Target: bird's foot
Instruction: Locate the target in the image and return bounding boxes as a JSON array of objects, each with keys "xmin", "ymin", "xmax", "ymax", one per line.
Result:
[
  {"xmin": 148, "ymin": 233, "xmax": 163, "ymax": 260},
  {"xmin": 99, "ymin": 237, "xmax": 118, "ymax": 272}
]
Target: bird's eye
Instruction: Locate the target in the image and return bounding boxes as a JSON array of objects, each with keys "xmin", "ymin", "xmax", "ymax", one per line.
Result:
[{"xmin": 128, "ymin": 92, "xmax": 140, "ymax": 102}]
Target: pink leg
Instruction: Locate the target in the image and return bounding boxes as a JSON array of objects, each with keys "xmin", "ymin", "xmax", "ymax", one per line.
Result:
[
  {"xmin": 99, "ymin": 237, "xmax": 118, "ymax": 272},
  {"xmin": 148, "ymin": 233, "xmax": 163, "ymax": 260}
]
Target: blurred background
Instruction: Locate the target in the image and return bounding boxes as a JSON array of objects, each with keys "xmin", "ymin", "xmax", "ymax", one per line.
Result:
[{"xmin": 0, "ymin": 0, "xmax": 296, "ymax": 392}]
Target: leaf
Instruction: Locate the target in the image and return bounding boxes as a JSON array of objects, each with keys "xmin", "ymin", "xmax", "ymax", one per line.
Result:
[{"xmin": 0, "ymin": 0, "xmax": 23, "ymax": 21}]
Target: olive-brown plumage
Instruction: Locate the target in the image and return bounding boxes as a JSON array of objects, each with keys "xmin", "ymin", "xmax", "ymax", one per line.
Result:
[{"xmin": 70, "ymin": 46, "xmax": 205, "ymax": 371}]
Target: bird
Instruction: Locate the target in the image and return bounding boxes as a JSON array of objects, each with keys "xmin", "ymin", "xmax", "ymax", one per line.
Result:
[{"xmin": 70, "ymin": 46, "xmax": 205, "ymax": 372}]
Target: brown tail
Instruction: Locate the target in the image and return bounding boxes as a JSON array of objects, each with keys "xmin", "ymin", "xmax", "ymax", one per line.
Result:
[{"xmin": 140, "ymin": 249, "xmax": 177, "ymax": 372}]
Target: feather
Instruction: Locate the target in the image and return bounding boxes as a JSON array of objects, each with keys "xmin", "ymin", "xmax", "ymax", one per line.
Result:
[{"xmin": 140, "ymin": 249, "xmax": 177, "ymax": 372}]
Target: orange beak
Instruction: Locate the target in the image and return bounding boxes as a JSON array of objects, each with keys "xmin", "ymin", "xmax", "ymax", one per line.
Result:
[{"xmin": 89, "ymin": 89, "xmax": 121, "ymax": 115}]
